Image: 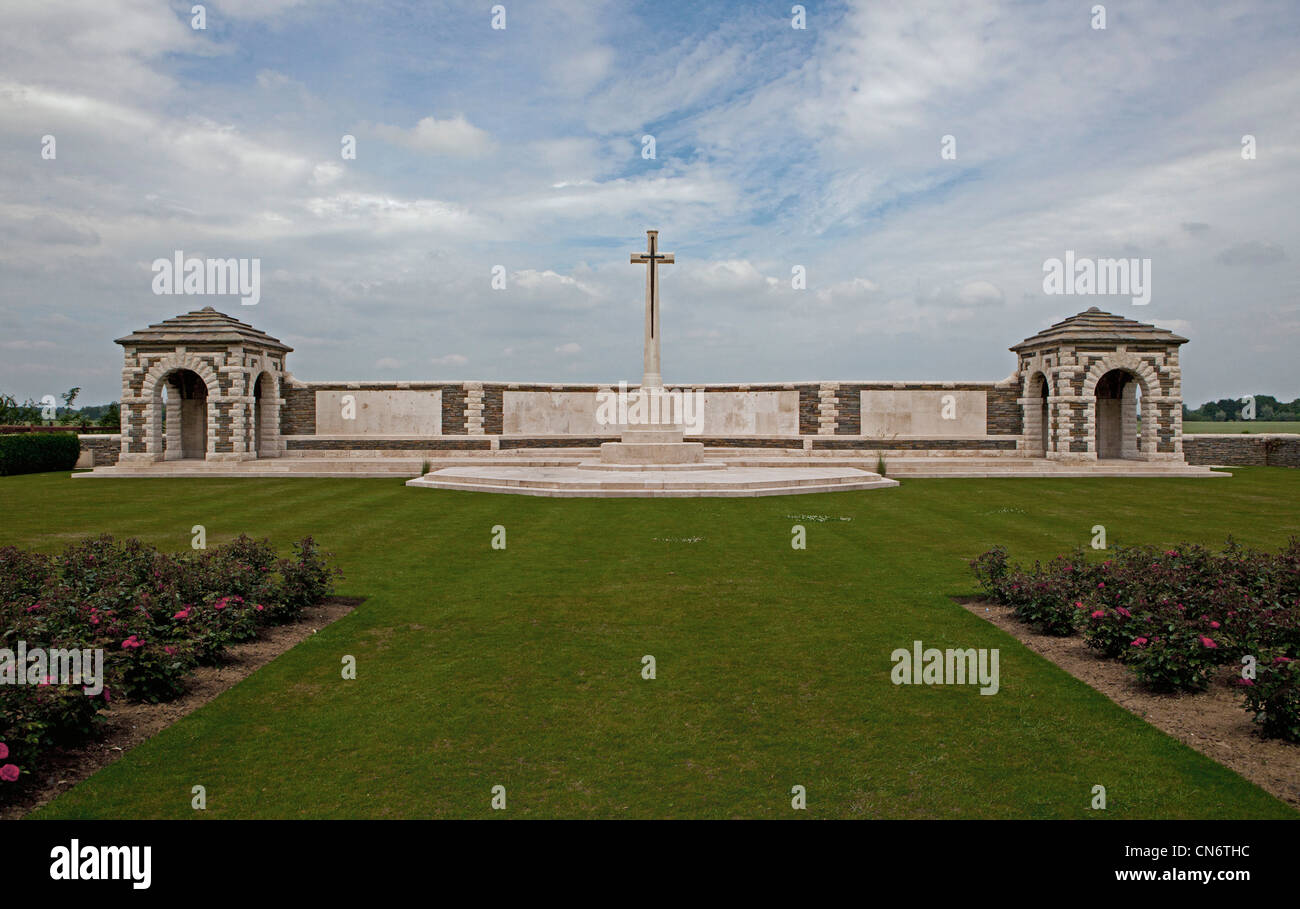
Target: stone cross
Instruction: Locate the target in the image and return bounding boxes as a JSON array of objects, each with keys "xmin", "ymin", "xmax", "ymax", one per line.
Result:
[{"xmin": 630, "ymin": 229, "xmax": 674, "ymax": 389}]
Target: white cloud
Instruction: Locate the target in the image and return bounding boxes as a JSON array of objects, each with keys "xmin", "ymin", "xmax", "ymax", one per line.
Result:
[
  {"xmin": 374, "ymin": 115, "xmax": 495, "ymax": 157},
  {"xmin": 958, "ymin": 281, "xmax": 1004, "ymax": 306}
]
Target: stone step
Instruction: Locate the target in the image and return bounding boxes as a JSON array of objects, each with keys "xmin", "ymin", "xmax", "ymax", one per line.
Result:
[
  {"xmin": 409, "ymin": 477, "xmax": 898, "ymax": 498},
  {"xmin": 430, "ymin": 472, "xmax": 876, "ymax": 491},
  {"xmin": 79, "ymin": 454, "xmax": 1227, "ymax": 481}
]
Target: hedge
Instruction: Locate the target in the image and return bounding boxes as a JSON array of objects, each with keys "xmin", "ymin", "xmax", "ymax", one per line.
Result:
[{"xmin": 0, "ymin": 432, "xmax": 81, "ymax": 476}]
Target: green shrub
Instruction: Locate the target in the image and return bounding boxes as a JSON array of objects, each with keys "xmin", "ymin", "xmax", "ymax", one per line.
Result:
[
  {"xmin": 1241, "ymin": 657, "xmax": 1300, "ymax": 742},
  {"xmin": 1126, "ymin": 626, "xmax": 1219, "ymax": 692},
  {"xmin": 0, "ymin": 432, "xmax": 80, "ymax": 476}
]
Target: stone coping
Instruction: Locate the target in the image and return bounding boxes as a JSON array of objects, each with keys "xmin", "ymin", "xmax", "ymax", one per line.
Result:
[
  {"xmin": 1183, "ymin": 432, "xmax": 1300, "ymax": 438},
  {"xmin": 284, "ymin": 434, "xmax": 491, "ymax": 441},
  {"xmin": 283, "ymin": 432, "xmax": 1020, "ymax": 441},
  {"xmin": 287, "ymin": 379, "xmax": 1009, "ymax": 390}
]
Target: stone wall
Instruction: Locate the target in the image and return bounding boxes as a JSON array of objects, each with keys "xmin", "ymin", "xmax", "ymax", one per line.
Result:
[
  {"xmin": 274, "ymin": 378, "xmax": 1028, "ymax": 451},
  {"xmin": 77, "ymin": 434, "xmax": 122, "ymax": 467},
  {"xmin": 1183, "ymin": 434, "xmax": 1300, "ymax": 468}
]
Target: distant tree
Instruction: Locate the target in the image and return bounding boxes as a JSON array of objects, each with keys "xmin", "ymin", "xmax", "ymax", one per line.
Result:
[
  {"xmin": 0, "ymin": 393, "xmax": 42, "ymax": 425},
  {"xmin": 97, "ymin": 402, "xmax": 121, "ymax": 429},
  {"xmin": 56, "ymin": 387, "xmax": 82, "ymax": 424}
]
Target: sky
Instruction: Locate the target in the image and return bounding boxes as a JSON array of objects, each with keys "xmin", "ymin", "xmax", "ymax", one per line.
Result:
[{"xmin": 1, "ymin": 0, "xmax": 1297, "ymax": 408}]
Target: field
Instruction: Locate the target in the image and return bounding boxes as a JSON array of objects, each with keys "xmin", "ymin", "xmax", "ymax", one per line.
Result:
[
  {"xmin": 2, "ymin": 468, "xmax": 1298, "ymax": 819},
  {"xmin": 1183, "ymin": 421, "xmax": 1299, "ymax": 433}
]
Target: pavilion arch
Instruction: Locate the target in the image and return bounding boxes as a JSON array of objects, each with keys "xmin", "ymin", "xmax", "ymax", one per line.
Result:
[
  {"xmin": 1010, "ymin": 307, "xmax": 1187, "ymax": 462},
  {"xmin": 1081, "ymin": 355, "xmax": 1159, "ymax": 460},
  {"xmin": 251, "ymin": 369, "xmax": 280, "ymax": 457},
  {"xmin": 1022, "ymin": 370, "xmax": 1051, "ymax": 456},
  {"xmin": 140, "ymin": 355, "xmax": 221, "ymax": 460},
  {"xmin": 115, "ymin": 307, "xmax": 293, "ymax": 463}
]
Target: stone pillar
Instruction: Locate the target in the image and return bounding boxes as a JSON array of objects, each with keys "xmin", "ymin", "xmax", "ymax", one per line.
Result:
[
  {"xmin": 465, "ymin": 382, "xmax": 485, "ymax": 434},
  {"xmin": 817, "ymin": 382, "xmax": 839, "ymax": 435},
  {"xmin": 164, "ymin": 375, "xmax": 184, "ymax": 460},
  {"xmin": 1120, "ymin": 381, "xmax": 1139, "ymax": 458}
]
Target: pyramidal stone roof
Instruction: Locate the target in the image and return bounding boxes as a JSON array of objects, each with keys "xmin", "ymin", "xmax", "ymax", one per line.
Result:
[
  {"xmin": 1011, "ymin": 306, "xmax": 1187, "ymax": 353},
  {"xmin": 116, "ymin": 306, "xmax": 292, "ymax": 353}
]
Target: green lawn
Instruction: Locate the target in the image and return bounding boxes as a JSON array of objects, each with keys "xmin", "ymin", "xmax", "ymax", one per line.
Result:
[
  {"xmin": 4, "ymin": 468, "xmax": 1299, "ymax": 819},
  {"xmin": 1183, "ymin": 421, "xmax": 1299, "ymax": 433}
]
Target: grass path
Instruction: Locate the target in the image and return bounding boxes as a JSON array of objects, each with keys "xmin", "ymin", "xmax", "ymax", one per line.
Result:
[{"xmin": 3, "ymin": 468, "xmax": 1298, "ymax": 818}]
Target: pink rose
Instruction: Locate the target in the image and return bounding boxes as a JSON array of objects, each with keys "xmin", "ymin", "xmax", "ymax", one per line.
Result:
[
  {"xmin": 1199, "ymin": 636, "xmax": 1217, "ymax": 649},
  {"xmin": 0, "ymin": 743, "xmax": 8, "ymax": 760},
  {"xmin": 1131, "ymin": 637, "xmax": 1149, "ymax": 647},
  {"xmin": 0, "ymin": 765, "xmax": 19, "ymax": 783},
  {"xmin": 1209, "ymin": 621, "xmax": 1220, "ymax": 629},
  {"xmin": 1090, "ymin": 610, "xmax": 1106, "ymax": 619}
]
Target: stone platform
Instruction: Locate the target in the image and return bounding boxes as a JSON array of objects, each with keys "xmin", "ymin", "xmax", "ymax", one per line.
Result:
[
  {"xmin": 405, "ymin": 462, "xmax": 898, "ymax": 497},
  {"xmin": 76, "ymin": 450, "xmax": 1229, "ymax": 487}
]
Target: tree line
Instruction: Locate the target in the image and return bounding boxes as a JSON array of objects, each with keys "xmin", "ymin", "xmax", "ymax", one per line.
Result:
[
  {"xmin": 1182, "ymin": 395, "xmax": 1300, "ymax": 422},
  {"xmin": 0, "ymin": 388, "xmax": 120, "ymax": 428}
]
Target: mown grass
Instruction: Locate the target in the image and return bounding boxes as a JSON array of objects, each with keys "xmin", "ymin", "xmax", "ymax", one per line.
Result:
[
  {"xmin": 2, "ymin": 468, "xmax": 1298, "ymax": 818},
  {"xmin": 1183, "ymin": 421, "xmax": 1299, "ymax": 433}
]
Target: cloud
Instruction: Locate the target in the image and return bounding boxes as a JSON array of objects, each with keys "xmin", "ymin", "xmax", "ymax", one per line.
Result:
[
  {"xmin": 554, "ymin": 342, "xmax": 581, "ymax": 355},
  {"xmin": 1215, "ymin": 241, "xmax": 1287, "ymax": 266},
  {"xmin": 0, "ymin": 0, "xmax": 1297, "ymax": 408},
  {"xmin": 814, "ymin": 277, "xmax": 879, "ymax": 305},
  {"xmin": 374, "ymin": 357, "xmax": 402, "ymax": 369},
  {"xmin": 0, "ymin": 215, "xmax": 99, "ymax": 247},
  {"xmin": 690, "ymin": 259, "xmax": 769, "ymax": 290},
  {"xmin": 0, "ymin": 339, "xmax": 58, "ymax": 351},
  {"xmin": 431, "ymin": 354, "xmax": 468, "ymax": 366},
  {"xmin": 958, "ymin": 281, "xmax": 1004, "ymax": 306},
  {"xmin": 374, "ymin": 115, "xmax": 495, "ymax": 157}
]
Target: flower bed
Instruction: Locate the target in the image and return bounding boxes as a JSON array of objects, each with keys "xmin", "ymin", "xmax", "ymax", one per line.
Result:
[
  {"xmin": 971, "ymin": 539, "xmax": 1300, "ymax": 741},
  {"xmin": 0, "ymin": 534, "xmax": 339, "ymax": 801}
]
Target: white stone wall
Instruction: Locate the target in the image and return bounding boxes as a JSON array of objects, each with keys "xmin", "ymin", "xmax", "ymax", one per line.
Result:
[
  {"xmin": 502, "ymin": 389, "xmax": 799, "ymax": 435},
  {"xmin": 503, "ymin": 391, "xmax": 602, "ymax": 434},
  {"xmin": 315, "ymin": 390, "xmax": 442, "ymax": 435},
  {"xmin": 859, "ymin": 389, "xmax": 987, "ymax": 437},
  {"xmin": 698, "ymin": 391, "xmax": 798, "ymax": 435}
]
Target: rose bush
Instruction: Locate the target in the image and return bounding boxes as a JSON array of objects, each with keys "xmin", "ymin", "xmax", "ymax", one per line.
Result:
[
  {"xmin": 971, "ymin": 539, "xmax": 1300, "ymax": 738},
  {"xmin": 1241, "ymin": 656, "xmax": 1300, "ymax": 742},
  {"xmin": 0, "ymin": 533, "xmax": 339, "ymax": 802}
]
